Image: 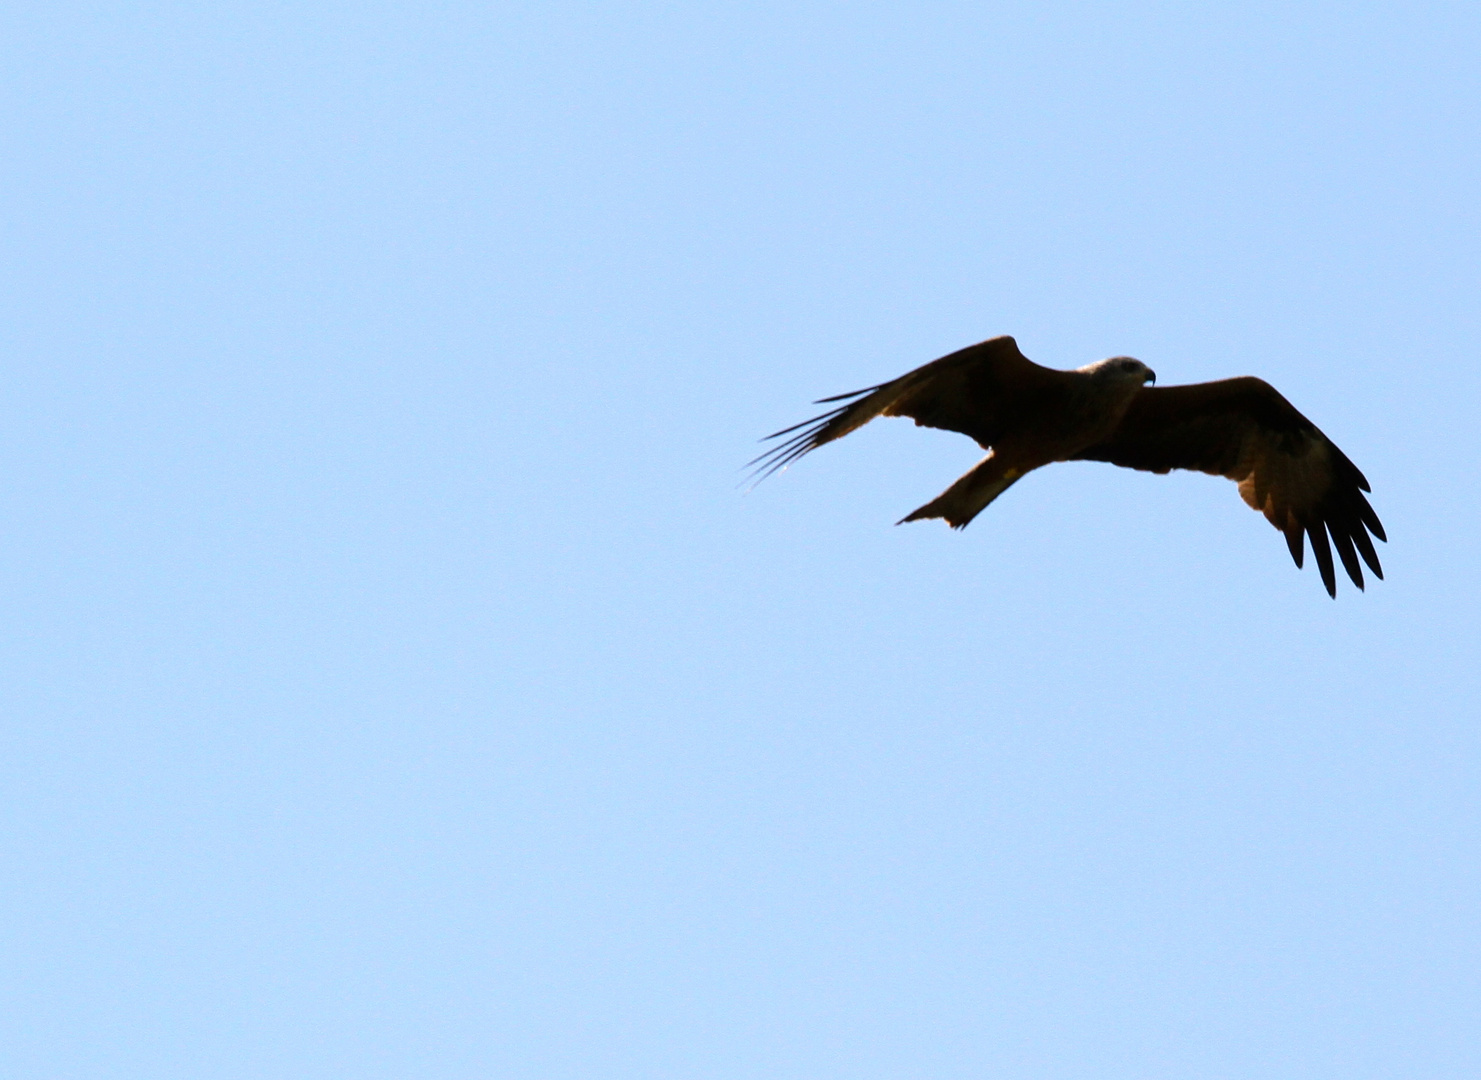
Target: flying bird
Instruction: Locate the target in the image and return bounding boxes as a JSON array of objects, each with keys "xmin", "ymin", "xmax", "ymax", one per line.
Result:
[{"xmin": 750, "ymin": 336, "xmax": 1385, "ymax": 597}]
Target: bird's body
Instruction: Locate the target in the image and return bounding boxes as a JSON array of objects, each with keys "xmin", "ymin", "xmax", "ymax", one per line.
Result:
[{"xmin": 751, "ymin": 336, "xmax": 1385, "ymax": 597}]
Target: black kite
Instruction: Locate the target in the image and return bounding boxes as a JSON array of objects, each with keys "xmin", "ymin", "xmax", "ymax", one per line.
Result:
[{"xmin": 750, "ymin": 336, "xmax": 1385, "ymax": 597}]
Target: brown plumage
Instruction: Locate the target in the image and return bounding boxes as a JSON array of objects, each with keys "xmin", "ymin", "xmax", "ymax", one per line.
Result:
[{"xmin": 750, "ymin": 335, "xmax": 1385, "ymax": 597}]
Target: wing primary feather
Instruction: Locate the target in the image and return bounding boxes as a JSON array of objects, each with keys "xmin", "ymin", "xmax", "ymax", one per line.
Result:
[
  {"xmin": 1308, "ymin": 522, "xmax": 1337, "ymax": 598},
  {"xmin": 760, "ymin": 402, "xmax": 852, "ymax": 441},
  {"xmin": 1284, "ymin": 524, "xmax": 1305, "ymax": 569},
  {"xmin": 1351, "ymin": 527, "xmax": 1383, "ymax": 579},
  {"xmin": 743, "ymin": 402, "xmax": 856, "ymax": 486},
  {"xmin": 1358, "ymin": 498, "xmax": 1386, "ymax": 543},
  {"xmin": 814, "ymin": 384, "xmax": 884, "ymax": 404},
  {"xmin": 1330, "ymin": 524, "xmax": 1364, "ymax": 590},
  {"xmin": 743, "ymin": 436, "xmax": 822, "ymax": 485},
  {"xmin": 747, "ymin": 377, "xmax": 915, "ymax": 487},
  {"xmin": 747, "ymin": 428, "xmax": 811, "ymax": 467}
]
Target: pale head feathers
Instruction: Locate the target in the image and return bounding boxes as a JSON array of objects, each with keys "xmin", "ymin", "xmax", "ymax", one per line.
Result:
[{"xmin": 1077, "ymin": 356, "xmax": 1157, "ymax": 386}]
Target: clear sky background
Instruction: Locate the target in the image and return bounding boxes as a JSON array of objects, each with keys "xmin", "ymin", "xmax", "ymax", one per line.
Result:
[{"xmin": 3, "ymin": 2, "xmax": 1479, "ymax": 1077}]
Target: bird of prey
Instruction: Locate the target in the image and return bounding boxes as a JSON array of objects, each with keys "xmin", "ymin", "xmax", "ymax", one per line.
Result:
[{"xmin": 750, "ymin": 335, "xmax": 1385, "ymax": 597}]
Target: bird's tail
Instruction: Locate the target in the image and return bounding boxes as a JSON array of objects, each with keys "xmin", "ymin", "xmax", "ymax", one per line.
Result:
[{"xmin": 898, "ymin": 454, "xmax": 1025, "ymax": 529}]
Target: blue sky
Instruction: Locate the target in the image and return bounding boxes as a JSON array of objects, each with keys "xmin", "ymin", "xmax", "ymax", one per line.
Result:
[{"xmin": 3, "ymin": 2, "xmax": 1479, "ymax": 1076}]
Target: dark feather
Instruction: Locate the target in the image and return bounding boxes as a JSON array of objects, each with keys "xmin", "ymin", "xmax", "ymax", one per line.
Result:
[
  {"xmin": 1308, "ymin": 521, "xmax": 1337, "ymax": 598},
  {"xmin": 1284, "ymin": 524, "xmax": 1305, "ymax": 569}
]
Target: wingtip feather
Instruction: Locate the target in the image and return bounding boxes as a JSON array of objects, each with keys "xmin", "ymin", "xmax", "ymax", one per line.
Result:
[
  {"xmin": 1308, "ymin": 522, "xmax": 1337, "ymax": 598},
  {"xmin": 1284, "ymin": 525, "xmax": 1305, "ymax": 569},
  {"xmin": 1331, "ymin": 528, "xmax": 1364, "ymax": 591},
  {"xmin": 813, "ymin": 383, "xmax": 883, "ymax": 404},
  {"xmin": 1351, "ymin": 527, "xmax": 1383, "ymax": 579}
]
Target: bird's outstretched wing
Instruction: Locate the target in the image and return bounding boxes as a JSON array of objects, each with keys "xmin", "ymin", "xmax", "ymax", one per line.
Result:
[
  {"xmin": 1072, "ymin": 378, "xmax": 1385, "ymax": 596},
  {"xmin": 747, "ymin": 336, "xmax": 1066, "ymax": 485}
]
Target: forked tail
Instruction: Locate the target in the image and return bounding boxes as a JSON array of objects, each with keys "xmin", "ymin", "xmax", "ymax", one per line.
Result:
[{"xmin": 898, "ymin": 454, "xmax": 1025, "ymax": 529}]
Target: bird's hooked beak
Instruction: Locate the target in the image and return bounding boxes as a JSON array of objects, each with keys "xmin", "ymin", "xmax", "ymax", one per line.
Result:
[{"xmin": 1144, "ymin": 368, "xmax": 1157, "ymax": 385}]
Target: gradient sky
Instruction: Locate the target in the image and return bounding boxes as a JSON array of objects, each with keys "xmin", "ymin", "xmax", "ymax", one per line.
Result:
[{"xmin": 4, "ymin": 2, "xmax": 1480, "ymax": 1077}]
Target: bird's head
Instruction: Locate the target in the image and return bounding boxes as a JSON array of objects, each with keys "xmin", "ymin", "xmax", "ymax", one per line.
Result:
[{"xmin": 1081, "ymin": 356, "xmax": 1157, "ymax": 386}]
